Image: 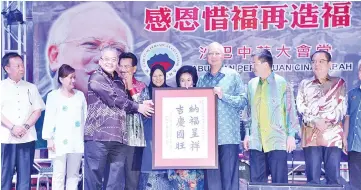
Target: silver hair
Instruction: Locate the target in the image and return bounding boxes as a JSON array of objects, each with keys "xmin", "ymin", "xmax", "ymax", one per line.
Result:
[
  {"xmin": 207, "ymin": 42, "xmax": 225, "ymax": 54},
  {"xmin": 100, "ymin": 46, "xmax": 121, "ymax": 57}
]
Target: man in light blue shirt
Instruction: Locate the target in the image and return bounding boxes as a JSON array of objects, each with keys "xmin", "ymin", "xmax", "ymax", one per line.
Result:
[
  {"xmin": 197, "ymin": 42, "xmax": 247, "ymax": 190},
  {"xmin": 344, "ymin": 63, "xmax": 361, "ymax": 190}
]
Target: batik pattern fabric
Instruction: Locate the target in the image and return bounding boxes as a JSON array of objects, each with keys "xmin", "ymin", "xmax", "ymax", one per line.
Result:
[
  {"xmin": 197, "ymin": 66, "xmax": 247, "ymax": 145},
  {"xmin": 126, "ymin": 78, "xmax": 147, "ymax": 147},
  {"xmin": 139, "ymin": 173, "xmax": 173, "ymax": 190},
  {"xmin": 84, "ymin": 68, "xmax": 138, "ymax": 144},
  {"xmin": 296, "ymin": 76, "xmax": 347, "ymax": 148},
  {"xmin": 246, "ymin": 73, "xmax": 300, "ymax": 152},
  {"xmin": 168, "ymin": 169, "xmax": 204, "ymax": 190}
]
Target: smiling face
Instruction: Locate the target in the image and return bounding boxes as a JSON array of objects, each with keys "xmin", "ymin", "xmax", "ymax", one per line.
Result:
[
  {"xmin": 206, "ymin": 42, "xmax": 224, "ymax": 68},
  {"xmin": 179, "ymin": 72, "xmax": 193, "ymax": 88},
  {"xmin": 311, "ymin": 52, "xmax": 331, "ymax": 80},
  {"xmin": 99, "ymin": 49, "xmax": 119, "ymax": 75},
  {"xmin": 119, "ymin": 58, "xmax": 136, "ymax": 79},
  {"xmin": 47, "ymin": 3, "xmax": 132, "ymax": 95},
  {"xmin": 59, "ymin": 72, "xmax": 76, "ymax": 91},
  {"xmin": 152, "ymin": 69, "xmax": 165, "ymax": 87}
]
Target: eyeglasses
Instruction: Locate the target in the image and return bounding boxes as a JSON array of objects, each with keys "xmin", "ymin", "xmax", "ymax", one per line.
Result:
[
  {"xmin": 59, "ymin": 37, "xmax": 128, "ymax": 55},
  {"xmin": 207, "ymin": 52, "xmax": 221, "ymax": 56},
  {"xmin": 101, "ymin": 57, "xmax": 118, "ymax": 63},
  {"xmin": 310, "ymin": 59, "xmax": 329, "ymax": 65}
]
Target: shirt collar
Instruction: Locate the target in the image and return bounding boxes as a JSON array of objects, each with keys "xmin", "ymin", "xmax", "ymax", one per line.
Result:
[
  {"xmin": 98, "ymin": 68, "xmax": 118, "ymax": 80},
  {"xmin": 311, "ymin": 75, "xmax": 331, "ymax": 84},
  {"xmin": 132, "ymin": 77, "xmax": 138, "ymax": 84},
  {"xmin": 259, "ymin": 72, "xmax": 275, "ymax": 85},
  {"xmin": 6, "ymin": 77, "xmax": 23, "ymax": 85},
  {"xmin": 205, "ymin": 66, "xmax": 225, "ymax": 78}
]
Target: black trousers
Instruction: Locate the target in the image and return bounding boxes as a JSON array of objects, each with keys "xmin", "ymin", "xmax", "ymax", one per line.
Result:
[
  {"xmin": 84, "ymin": 141, "xmax": 129, "ymax": 190},
  {"xmin": 348, "ymin": 151, "xmax": 361, "ymax": 190},
  {"xmin": 103, "ymin": 146, "xmax": 143, "ymax": 190},
  {"xmin": 249, "ymin": 149, "xmax": 288, "ymax": 183},
  {"xmin": 1, "ymin": 141, "xmax": 35, "ymax": 190},
  {"xmin": 204, "ymin": 144, "xmax": 239, "ymax": 190},
  {"xmin": 304, "ymin": 146, "xmax": 341, "ymax": 184}
]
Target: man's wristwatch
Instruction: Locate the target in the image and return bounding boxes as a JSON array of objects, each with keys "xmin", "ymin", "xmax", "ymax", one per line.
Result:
[{"xmin": 23, "ymin": 124, "xmax": 30, "ymax": 130}]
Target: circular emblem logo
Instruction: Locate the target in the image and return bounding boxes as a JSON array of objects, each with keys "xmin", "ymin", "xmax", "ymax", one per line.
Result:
[{"xmin": 140, "ymin": 42, "xmax": 182, "ymax": 79}]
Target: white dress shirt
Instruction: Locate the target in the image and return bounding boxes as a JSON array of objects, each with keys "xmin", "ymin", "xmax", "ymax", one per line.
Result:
[
  {"xmin": 0, "ymin": 78, "xmax": 45, "ymax": 144},
  {"xmin": 42, "ymin": 89, "xmax": 87, "ymax": 158}
]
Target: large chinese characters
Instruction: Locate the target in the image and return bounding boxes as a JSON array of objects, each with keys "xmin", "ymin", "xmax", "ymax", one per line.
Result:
[
  {"xmin": 162, "ymin": 97, "xmax": 208, "ymax": 159},
  {"xmin": 152, "ymin": 88, "xmax": 217, "ymax": 169},
  {"xmin": 144, "ymin": 2, "xmax": 352, "ymax": 32}
]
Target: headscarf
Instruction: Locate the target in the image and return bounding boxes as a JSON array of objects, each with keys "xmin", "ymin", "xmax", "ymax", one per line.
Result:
[
  {"xmin": 148, "ymin": 64, "xmax": 169, "ymax": 99},
  {"xmin": 175, "ymin": 65, "xmax": 198, "ymax": 87}
]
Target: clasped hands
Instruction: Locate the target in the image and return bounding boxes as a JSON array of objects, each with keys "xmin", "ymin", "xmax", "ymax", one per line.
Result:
[{"xmin": 11, "ymin": 125, "xmax": 28, "ymax": 138}]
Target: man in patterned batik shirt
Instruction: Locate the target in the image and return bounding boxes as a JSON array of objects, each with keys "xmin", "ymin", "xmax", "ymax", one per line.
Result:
[
  {"xmin": 296, "ymin": 50, "xmax": 347, "ymax": 184},
  {"xmin": 84, "ymin": 47, "xmax": 154, "ymax": 189},
  {"xmin": 118, "ymin": 52, "xmax": 147, "ymax": 189},
  {"xmin": 243, "ymin": 49, "xmax": 299, "ymax": 183},
  {"xmin": 197, "ymin": 42, "xmax": 247, "ymax": 190}
]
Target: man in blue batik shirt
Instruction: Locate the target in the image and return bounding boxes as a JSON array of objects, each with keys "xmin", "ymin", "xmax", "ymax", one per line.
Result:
[
  {"xmin": 344, "ymin": 62, "xmax": 361, "ymax": 190},
  {"xmin": 197, "ymin": 42, "xmax": 247, "ymax": 190}
]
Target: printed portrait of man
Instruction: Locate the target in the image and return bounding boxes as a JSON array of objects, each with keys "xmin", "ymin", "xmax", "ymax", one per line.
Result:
[
  {"xmin": 43, "ymin": 1, "xmax": 134, "ymax": 96},
  {"xmin": 35, "ymin": 1, "xmax": 134, "ymax": 148}
]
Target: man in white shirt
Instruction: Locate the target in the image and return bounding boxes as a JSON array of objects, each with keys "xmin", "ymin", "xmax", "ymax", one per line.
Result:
[{"xmin": 1, "ymin": 52, "xmax": 45, "ymax": 190}]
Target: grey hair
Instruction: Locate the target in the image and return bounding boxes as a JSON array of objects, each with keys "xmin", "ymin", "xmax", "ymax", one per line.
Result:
[
  {"xmin": 100, "ymin": 46, "xmax": 121, "ymax": 57},
  {"xmin": 207, "ymin": 42, "xmax": 225, "ymax": 54}
]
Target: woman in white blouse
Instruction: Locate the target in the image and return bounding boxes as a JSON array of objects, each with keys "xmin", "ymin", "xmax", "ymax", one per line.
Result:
[{"xmin": 42, "ymin": 64, "xmax": 87, "ymax": 190}]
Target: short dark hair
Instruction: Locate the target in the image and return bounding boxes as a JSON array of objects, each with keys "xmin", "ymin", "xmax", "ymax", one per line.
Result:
[
  {"xmin": 119, "ymin": 52, "xmax": 138, "ymax": 67},
  {"xmin": 2, "ymin": 52, "xmax": 23, "ymax": 73},
  {"xmin": 176, "ymin": 65, "xmax": 198, "ymax": 87},
  {"xmin": 310, "ymin": 50, "xmax": 332, "ymax": 62},
  {"xmin": 58, "ymin": 64, "xmax": 75, "ymax": 84},
  {"xmin": 251, "ymin": 49, "xmax": 273, "ymax": 68}
]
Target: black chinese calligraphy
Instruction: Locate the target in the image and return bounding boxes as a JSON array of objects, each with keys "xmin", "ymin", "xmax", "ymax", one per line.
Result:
[
  {"xmin": 189, "ymin": 104, "xmax": 199, "ymax": 113},
  {"xmin": 176, "ymin": 142, "xmax": 186, "ymax": 150},
  {"xmin": 176, "ymin": 116, "xmax": 185, "ymax": 127},
  {"xmin": 191, "ymin": 128, "xmax": 199, "ymax": 138},
  {"xmin": 189, "ymin": 116, "xmax": 199, "ymax": 125},
  {"xmin": 177, "ymin": 130, "xmax": 185, "ymax": 139},
  {"xmin": 191, "ymin": 140, "xmax": 200, "ymax": 151},
  {"xmin": 176, "ymin": 105, "xmax": 184, "ymax": 114}
]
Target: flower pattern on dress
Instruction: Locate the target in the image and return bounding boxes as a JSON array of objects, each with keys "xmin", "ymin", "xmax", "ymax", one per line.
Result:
[{"xmin": 168, "ymin": 169, "xmax": 204, "ymax": 190}]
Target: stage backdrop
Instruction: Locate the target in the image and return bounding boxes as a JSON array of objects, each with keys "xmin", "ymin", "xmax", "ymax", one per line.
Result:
[{"xmin": 32, "ymin": 1, "xmax": 361, "ymax": 148}]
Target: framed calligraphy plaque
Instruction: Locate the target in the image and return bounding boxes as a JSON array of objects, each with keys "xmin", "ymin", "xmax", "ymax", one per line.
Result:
[{"xmin": 152, "ymin": 87, "xmax": 218, "ymax": 169}]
